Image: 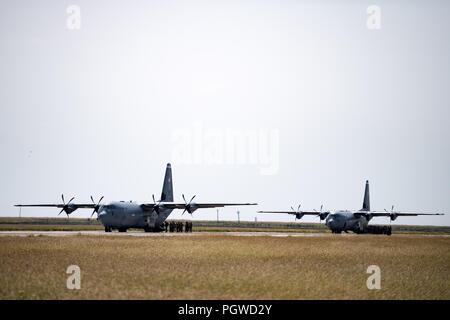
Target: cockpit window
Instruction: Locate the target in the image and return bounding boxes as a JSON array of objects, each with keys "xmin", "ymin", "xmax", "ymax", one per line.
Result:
[{"xmin": 103, "ymin": 204, "xmax": 115, "ymax": 211}]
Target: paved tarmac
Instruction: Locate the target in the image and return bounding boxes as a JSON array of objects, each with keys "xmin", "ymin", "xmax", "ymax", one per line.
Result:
[
  {"xmin": 0, "ymin": 230, "xmax": 338, "ymax": 237},
  {"xmin": 0, "ymin": 230, "xmax": 447, "ymax": 237}
]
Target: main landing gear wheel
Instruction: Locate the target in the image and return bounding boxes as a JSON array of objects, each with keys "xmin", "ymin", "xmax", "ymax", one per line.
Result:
[{"xmin": 105, "ymin": 226, "xmax": 112, "ymax": 232}]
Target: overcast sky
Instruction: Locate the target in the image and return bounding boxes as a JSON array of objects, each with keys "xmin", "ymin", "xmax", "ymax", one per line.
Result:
[{"xmin": 1, "ymin": 0, "xmax": 449, "ymax": 226}]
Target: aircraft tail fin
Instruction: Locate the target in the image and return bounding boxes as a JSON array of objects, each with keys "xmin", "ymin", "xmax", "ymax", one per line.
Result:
[
  {"xmin": 160, "ymin": 163, "xmax": 173, "ymax": 202},
  {"xmin": 361, "ymin": 180, "xmax": 370, "ymax": 211}
]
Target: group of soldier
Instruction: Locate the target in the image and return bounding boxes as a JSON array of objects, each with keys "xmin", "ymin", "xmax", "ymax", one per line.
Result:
[
  {"xmin": 164, "ymin": 221, "xmax": 193, "ymax": 233},
  {"xmin": 363, "ymin": 225, "xmax": 392, "ymax": 235}
]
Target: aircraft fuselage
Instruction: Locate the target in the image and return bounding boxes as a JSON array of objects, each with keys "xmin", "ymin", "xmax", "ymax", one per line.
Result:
[
  {"xmin": 325, "ymin": 210, "xmax": 369, "ymax": 233},
  {"xmin": 97, "ymin": 201, "xmax": 172, "ymax": 232}
]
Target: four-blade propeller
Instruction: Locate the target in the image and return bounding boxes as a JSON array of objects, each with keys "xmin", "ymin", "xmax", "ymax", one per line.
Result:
[
  {"xmin": 314, "ymin": 204, "xmax": 328, "ymax": 221},
  {"xmin": 90, "ymin": 196, "xmax": 104, "ymax": 218},
  {"xmin": 152, "ymin": 194, "xmax": 163, "ymax": 214},
  {"xmin": 384, "ymin": 205, "xmax": 397, "ymax": 221},
  {"xmin": 58, "ymin": 194, "xmax": 75, "ymax": 217},
  {"xmin": 291, "ymin": 204, "xmax": 303, "ymax": 220},
  {"xmin": 182, "ymin": 194, "xmax": 196, "ymax": 215}
]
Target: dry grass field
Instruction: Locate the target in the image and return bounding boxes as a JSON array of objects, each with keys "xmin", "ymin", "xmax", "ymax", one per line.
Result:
[
  {"xmin": 0, "ymin": 234, "xmax": 449, "ymax": 300},
  {"xmin": 2, "ymin": 218, "xmax": 450, "ymax": 235}
]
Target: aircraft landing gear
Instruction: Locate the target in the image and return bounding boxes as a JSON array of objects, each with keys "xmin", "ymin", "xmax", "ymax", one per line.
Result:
[{"xmin": 105, "ymin": 226, "xmax": 112, "ymax": 232}]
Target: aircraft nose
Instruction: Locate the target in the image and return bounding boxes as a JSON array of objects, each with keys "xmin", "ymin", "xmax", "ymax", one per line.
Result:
[
  {"xmin": 326, "ymin": 219, "xmax": 334, "ymax": 227},
  {"xmin": 327, "ymin": 218, "xmax": 341, "ymax": 229}
]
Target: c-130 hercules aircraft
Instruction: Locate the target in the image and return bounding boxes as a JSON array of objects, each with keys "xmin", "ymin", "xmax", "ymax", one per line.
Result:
[
  {"xmin": 258, "ymin": 181, "xmax": 443, "ymax": 234},
  {"xmin": 15, "ymin": 164, "xmax": 257, "ymax": 232}
]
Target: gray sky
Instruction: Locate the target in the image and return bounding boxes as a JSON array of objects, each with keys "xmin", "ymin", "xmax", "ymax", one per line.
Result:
[{"xmin": 1, "ymin": 0, "xmax": 449, "ymax": 226}]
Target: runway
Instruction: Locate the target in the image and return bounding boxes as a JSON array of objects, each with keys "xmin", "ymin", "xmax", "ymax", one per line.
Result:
[
  {"xmin": 0, "ymin": 230, "xmax": 333, "ymax": 237},
  {"xmin": 0, "ymin": 230, "xmax": 447, "ymax": 237}
]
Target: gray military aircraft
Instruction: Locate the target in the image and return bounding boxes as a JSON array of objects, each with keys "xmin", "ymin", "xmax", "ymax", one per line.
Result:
[
  {"xmin": 15, "ymin": 163, "xmax": 257, "ymax": 232},
  {"xmin": 258, "ymin": 180, "xmax": 443, "ymax": 234}
]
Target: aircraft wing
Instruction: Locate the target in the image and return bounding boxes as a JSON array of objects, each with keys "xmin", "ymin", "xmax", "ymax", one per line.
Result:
[
  {"xmin": 141, "ymin": 202, "xmax": 257, "ymax": 211},
  {"xmin": 368, "ymin": 211, "xmax": 444, "ymax": 217},
  {"xmin": 257, "ymin": 210, "xmax": 320, "ymax": 215},
  {"xmin": 15, "ymin": 204, "xmax": 95, "ymax": 209},
  {"xmin": 14, "ymin": 201, "xmax": 98, "ymax": 216},
  {"xmin": 178, "ymin": 203, "xmax": 257, "ymax": 209}
]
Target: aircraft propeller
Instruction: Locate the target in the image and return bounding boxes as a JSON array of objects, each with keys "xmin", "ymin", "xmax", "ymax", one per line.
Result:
[
  {"xmin": 58, "ymin": 194, "xmax": 75, "ymax": 218},
  {"xmin": 291, "ymin": 204, "xmax": 303, "ymax": 220},
  {"xmin": 314, "ymin": 204, "xmax": 327, "ymax": 221},
  {"xmin": 182, "ymin": 194, "xmax": 196, "ymax": 215},
  {"xmin": 384, "ymin": 205, "xmax": 397, "ymax": 221},
  {"xmin": 90, "ymin": 196, "xmax": 104, "ymax": 218},
  {"xmin": 152, "ymin": 194, "xmax": 163, "ymax": 214}
]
